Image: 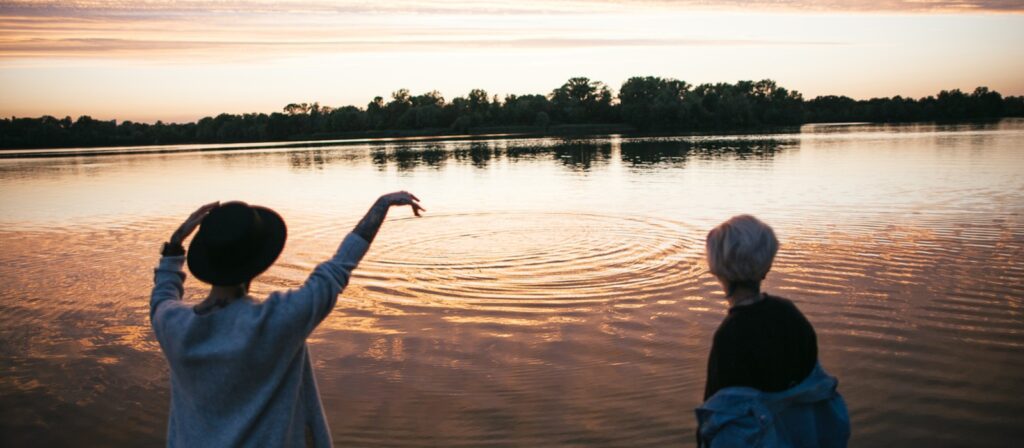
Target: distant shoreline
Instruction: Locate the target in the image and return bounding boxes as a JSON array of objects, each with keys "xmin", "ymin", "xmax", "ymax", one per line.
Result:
[
  {"xmin": 3, "ymin": 119, "xmax": 1019, "ymax": 159},
  {"xmin": 0, "ymin": 124, "xmax": 633, "ymax": 158},
  {"xmin": 3, "ymin": 77, "xmax": 1021, "ymax": 153}
]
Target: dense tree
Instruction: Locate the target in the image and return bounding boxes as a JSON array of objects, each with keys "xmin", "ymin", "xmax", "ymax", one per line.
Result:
[
  {"xmin": 804, "ymin": 95, "xmax": 859, "ymax": 123},
  {"xmin": 328, "ymin": 106, "xmax": 366, "ymax": 132},
  {"xmin": 618, "ymin": 76, "xmax": 691, "ymax": 130},
  {"xmin": 366, "ymin": 96, "xmax": 386, "ymax": 130},
  {"xmin": 1, "ymin": 77, "xmax": 1021, "ymax": 149},
  {"xmin": 447, "ymin": 88, "xmax": 493, "ymax": 126},
  {"xmin": 550, "ymin": 77, "xmax": 614, "ymax": 123},
  {"xmin": 498, "ymin": 94, "xmax": 551, "ymax": 125},
  {"xmin": 681, "ymin": 80, "xmax": 802, "ymax": 128},
  {"xmin": 1004, "ymin": 95, "xmax": 1024, "ymax": 116}
]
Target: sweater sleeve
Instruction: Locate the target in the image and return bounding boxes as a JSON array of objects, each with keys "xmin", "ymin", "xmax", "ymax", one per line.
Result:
[
  {"xmin": 151, "ymin": 255, "xmax": 186, "ymax": 320},
  {"xmin": 268, "ymin": 232, "xmax": 370, "ymax": 337}
]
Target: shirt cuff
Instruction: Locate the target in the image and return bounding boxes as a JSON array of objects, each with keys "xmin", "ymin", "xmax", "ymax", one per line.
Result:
[{"xmin": 157, "ymin": 255, "xmax": 186, "ymax": 271}]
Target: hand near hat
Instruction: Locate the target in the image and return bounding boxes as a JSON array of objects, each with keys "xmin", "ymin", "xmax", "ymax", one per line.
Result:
[{"xmin": 170, "ymin": 201, "xmax": 221, "ymax": 245}]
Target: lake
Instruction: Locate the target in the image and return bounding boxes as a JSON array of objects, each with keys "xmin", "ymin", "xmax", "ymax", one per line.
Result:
[{"xmin": 1, "ymin": 120, "xmax": 1023, "ymax": 446}]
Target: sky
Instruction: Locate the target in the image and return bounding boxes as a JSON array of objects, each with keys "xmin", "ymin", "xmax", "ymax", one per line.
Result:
[{"xmin": 0, "ymin": 0, "xmax": 1022, "ymax": 123}]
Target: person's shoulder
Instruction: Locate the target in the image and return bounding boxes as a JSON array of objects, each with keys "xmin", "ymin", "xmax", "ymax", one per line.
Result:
[
  {"xmin": 250, "ymin": 290, "xmax": 311, "ymax": 325},
  {"xmin": 713, "ymin": 309, "xmax": 745, "ymax": 342},
  {"xmin": 154, "ymin": 299, "xmax": 193, "ymax": 321},
  {"xmin": 150, "ymin": 301, "xmax": 198, "ymax": 346},
  {"xmin": 764, "ymin": 294, "xmax": 816, "ymax": 329}
]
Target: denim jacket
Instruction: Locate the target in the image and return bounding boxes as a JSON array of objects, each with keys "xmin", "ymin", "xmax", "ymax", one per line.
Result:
[{"xmin": 696, "ymin": 363, "xmax": 850, "ymax": 448}]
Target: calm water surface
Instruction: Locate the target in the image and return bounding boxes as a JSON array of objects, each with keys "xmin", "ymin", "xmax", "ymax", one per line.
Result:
[{"xmin": 1, "ymin": 121, "xmax": 1023, "ymax": 446}]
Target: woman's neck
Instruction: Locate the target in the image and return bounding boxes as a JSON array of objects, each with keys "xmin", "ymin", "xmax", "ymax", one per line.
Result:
[
  {"xmin": 727, "ymin": 283, "xmax": 763, "ymax": 308},
  {"xmin": 194, "ymin": 284, "xmax": 248, "ymax": 314},
  {"xmin": 208, "ymin": 284, "xmax": 247, "ymax": 301}
]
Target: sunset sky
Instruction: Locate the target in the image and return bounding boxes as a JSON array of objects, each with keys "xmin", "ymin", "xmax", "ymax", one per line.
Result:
[{"xmin": 1, "ymin": 0, "xmax": 1022, "ymax": 123}]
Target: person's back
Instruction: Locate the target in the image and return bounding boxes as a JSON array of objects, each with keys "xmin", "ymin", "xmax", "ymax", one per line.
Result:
[
  {"xmin": 150, "ymin": 193, "xmax": 423, "ymax": 447},
  {"xmin": 704, "ymin": 294, "xmax": 817, "ymax": 400},
  {"xmin": 152, "ymin": 236, "xmax": 363, "ymax": 446},
  {"xmin": 698, "ymin": 215, "xmax": 848, "ymax": 447}
]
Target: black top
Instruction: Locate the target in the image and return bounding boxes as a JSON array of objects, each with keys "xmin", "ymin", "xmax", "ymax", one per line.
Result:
[{"xmin": 704, "ymin": 294, "xmax": 818, "ymax": 400}]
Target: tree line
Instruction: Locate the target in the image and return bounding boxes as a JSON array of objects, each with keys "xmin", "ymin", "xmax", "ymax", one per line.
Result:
[{"xmin": 2, "ymin": 76, "xmax": 1022, "ymax": 149}]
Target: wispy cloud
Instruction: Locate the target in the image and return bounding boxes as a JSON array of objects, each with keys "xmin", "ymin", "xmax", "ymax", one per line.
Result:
[
  {"xmin": 2, "ymin": 1, "xmax": 1022, "ymax": 16},
  {"xmin": 0, "ymin": 36, "xmax": 841, "ymax": 60},
  {"xmin": 0, "ymin": 1, "xmax": 862, "ymax": 62},
  {"xmin": 652, "ymin": 1, "xmax": 1024, "ymax": 13},
  {"xmin": 2, "ymin": 1, "xmax": 1020, "ymax": 121}
]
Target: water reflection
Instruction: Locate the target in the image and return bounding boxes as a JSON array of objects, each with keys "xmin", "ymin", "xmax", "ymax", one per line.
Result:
[
  {"xmin": 802, "ymin": 120, "xmax": 1006, "ymax": 135},
  {"xmin": 354, "ymin": 136, "xmax": 787, "ymax": 172},
  {"xmin": 621, "ymin": 138, "xmax": 789, "ymax": 166},
  {"xmin": 552, "ymin": 141, "xmax": 613, "ymax": 170},
  {"xmin": 1, "ymin": 120, "xmax": 1023, "ymax": 446},
  {"xmin": 0, "ymin": 134, "xmax": 794, "ymax": 182},
  {"xmin": 287, "ymin": 150, "xmax": 328, "ymax": 170}
]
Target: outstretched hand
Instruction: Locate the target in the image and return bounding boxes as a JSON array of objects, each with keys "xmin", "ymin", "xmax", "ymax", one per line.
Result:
[
  {"xmin": 353, "ymin": 191, "xmax": 424, "ymax": 243},
  {"xmin": 378, "ymin": 191, "xmax": 426, "ymax": 217},
  {"xmin": 170, "ymin": 201, "xmax": 220, "ymax": 244}
]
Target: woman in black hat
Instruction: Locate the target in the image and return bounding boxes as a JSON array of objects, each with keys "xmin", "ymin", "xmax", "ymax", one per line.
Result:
[{"xmin": 150, "ymin": 191, "xmax": 424, "ymax": 447}]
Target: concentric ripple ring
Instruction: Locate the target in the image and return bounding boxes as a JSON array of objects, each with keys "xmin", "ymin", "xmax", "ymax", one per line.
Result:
[{"xmin": 351, "ymin": 212, "xmax": 706, "ymax": 312}]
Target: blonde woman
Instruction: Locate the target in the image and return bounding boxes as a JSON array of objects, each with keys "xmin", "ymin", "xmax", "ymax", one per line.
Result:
[{"xmin": 697, "ymin": 215, "xmax": 849, "ymax": 447}]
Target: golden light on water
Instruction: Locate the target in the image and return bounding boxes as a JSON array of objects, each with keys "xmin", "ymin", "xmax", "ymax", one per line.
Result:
[{"xmin": 1, "ymin": 123, "xmax": 1024, "ymax": 444}]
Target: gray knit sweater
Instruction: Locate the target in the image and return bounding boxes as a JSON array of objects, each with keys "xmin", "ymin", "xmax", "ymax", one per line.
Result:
[{"xmin": 150, "ymin": 233, "xmax": 369, "ymax": 447}]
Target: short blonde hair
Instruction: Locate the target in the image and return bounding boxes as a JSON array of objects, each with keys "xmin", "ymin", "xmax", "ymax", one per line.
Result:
[{"xmin": 705, "ymin": 215, "xmax": 779, "ymax": 283}]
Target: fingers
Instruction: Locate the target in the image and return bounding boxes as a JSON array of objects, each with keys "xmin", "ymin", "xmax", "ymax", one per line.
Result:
[
  {"xmin": 187, "ymin": 202, "xmax": 219, "ymax": 223},
  {"xmin": 410, "ymin": 201, "xmax": 425, "ymax": 217},
  {"xmin": 194, "ymin": 201, "xmax": 220, "ymax": 216},
  {"xmin": 384, "ymin": 191, "xmax": 424, "ymax": 217},
  {"xmin": 399, "ymin": 192, "xmax": 424, "ymax": 217},
  {"xmin": 176, "ymin": 201, "xmax": 220, "ymax": 239}
]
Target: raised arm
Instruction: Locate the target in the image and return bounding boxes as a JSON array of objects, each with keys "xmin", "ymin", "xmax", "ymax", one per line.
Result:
[
  {"xmin": 275, "ymin": 191, "xmax": 425, "ymax": 336},
  {"xmin": 353, "ymin": 191, "xmax": 424, "ymax": 243},
  {"xmin": 150, "ymin": 202, "xmax": 219, "ymax": 320}
]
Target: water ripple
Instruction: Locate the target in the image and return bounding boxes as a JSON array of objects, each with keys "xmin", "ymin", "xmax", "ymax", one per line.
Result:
[{"xmin": 348, "ymin": 212, "xmax": 705, "ymax": 314}]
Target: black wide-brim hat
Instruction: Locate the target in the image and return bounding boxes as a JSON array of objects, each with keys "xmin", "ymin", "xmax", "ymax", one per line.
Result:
[{"xmin": 187, "ymin": 201, "xmax": 287, "ymax": 286}]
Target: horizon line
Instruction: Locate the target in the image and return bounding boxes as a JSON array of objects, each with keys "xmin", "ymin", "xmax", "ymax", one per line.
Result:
[{"xmin": 5, "ymin": 80, "xmax": 1018, "ymax": 125}]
